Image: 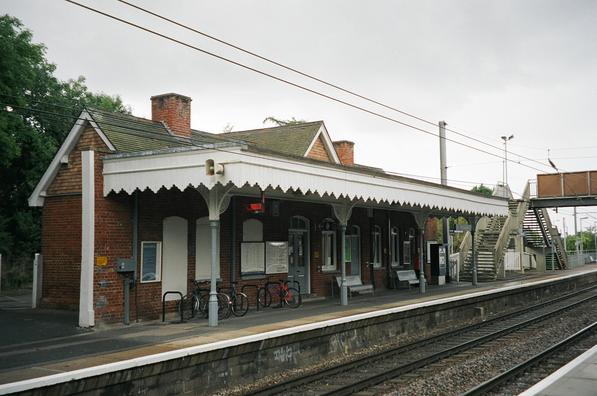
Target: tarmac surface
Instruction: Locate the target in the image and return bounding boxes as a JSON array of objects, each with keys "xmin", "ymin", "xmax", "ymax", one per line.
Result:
[{"xmin": 0, "ymin": 267, "xmax": 595, "ymax": 386}]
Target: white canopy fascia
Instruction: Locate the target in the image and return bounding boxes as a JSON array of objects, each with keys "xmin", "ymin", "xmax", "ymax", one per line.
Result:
[{"xmin": 103, "ymin": 146, "xmax": 508, "ymax": 216}]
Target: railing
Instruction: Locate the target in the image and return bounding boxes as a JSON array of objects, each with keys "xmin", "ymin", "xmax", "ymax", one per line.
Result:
[
  {"xmin": 540, "ymin": 208, "xmax": 568, "ymax": 269},
  {"xmin": 458, "ymin": 230, "xmax": 472, "ymax": 277},
  {"xmin": 494, "ymin": 182, "xmax": 531, "ymax": 278}
]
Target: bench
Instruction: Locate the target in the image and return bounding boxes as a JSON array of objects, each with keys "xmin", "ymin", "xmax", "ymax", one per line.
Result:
[
  {"xmin": 335, "ymin": 275, "xmax": 374, "ymax": 296},
  {"xmin": 395, "ymin": 270, "xmax": 419, "ymax": 289}
]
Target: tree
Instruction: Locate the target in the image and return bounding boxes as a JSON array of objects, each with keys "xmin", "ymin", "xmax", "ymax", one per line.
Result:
[
  {"xmin": 0, "ymin": 15, "xmax": 129, "ymax": 284},
  {"xmin": 471, "ymin": 184, "xmax": 493, "ymax": 197},
  {"xmin": 263, "ymin": 116, "xmax": 306, "ymax": 126}
]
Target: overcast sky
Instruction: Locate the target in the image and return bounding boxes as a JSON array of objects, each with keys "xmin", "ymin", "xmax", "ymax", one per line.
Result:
[{"xmin": 4, "ymin": 0, "xmax": 597, "ymax": 233}]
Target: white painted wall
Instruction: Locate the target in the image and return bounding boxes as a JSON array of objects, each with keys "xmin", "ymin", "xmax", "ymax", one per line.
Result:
[
  {"xmin": 195, "ymin": 217, "xmax": 219, "ymax": 280},
  {"xmin": 162, "ymin": 216, "xmax": 188, "ymax": 300}
]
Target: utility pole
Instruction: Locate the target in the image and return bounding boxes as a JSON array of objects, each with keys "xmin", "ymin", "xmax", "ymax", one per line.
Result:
[{"xmin": 439, "ymin": 121, "xmax": 450, "ymax": 279}]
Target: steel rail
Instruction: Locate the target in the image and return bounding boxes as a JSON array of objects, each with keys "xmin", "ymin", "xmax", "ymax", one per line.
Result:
[
  {"xmin": 323, "ymin": 292, "xmax": 597, "ymax": 396},
  {"xmin": 461, "ymin": 321, "xmax": 597, "ymax": 396},
  {"xmin": 248, "ymin": 285, "xmax": 597, "ymax": 396}
]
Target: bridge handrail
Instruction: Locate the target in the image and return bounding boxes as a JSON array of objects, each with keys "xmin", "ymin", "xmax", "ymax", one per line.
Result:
[{"xmin": 493, "ymin": 182, "xmax": 531, "ymax": 277}]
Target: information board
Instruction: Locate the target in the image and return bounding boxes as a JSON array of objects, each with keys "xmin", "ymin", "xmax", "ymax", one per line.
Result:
[
  {"xmin": 266, "ymin": 241, "xmax": 289, "ymax": 274},
  {"xmin": 241, "ymin": 242, "xmax": 265, "ymax": 274}
]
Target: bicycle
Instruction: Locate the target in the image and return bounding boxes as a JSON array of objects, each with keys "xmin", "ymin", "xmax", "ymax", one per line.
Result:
[
  {"xmin": 180, "ymin": 280, "xmax": 231, "ymax": 320},
  {"xmin": 221, "ymin": 281, "xmax": 249, "ymax": 317},
  {"xmin": 258, "ymin": 280, "xmax": 302, "ymax": 309}
]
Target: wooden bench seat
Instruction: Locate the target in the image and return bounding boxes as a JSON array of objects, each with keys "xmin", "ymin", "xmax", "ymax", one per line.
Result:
[
  {"xmin": 395, "ymin": 270, "xmax": 419, "ymax": 289},
  {"xmin": 335, "ymin": 275, "xmax": 374, "ymax": 296}
]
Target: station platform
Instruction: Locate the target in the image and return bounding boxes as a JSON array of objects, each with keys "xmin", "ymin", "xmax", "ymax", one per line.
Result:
[
  {"xmin": 0, "ymin": 265, "xmax": 596, "ymax": 394},
  {"xmin": 521, "ymin": 344, "xmax": 597, "ymax": 396}
]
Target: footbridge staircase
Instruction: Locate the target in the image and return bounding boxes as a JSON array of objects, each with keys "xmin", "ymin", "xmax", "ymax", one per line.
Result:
[{"xmin": 460, "ymin": 182, "xmax": 567, "ymax": 281}]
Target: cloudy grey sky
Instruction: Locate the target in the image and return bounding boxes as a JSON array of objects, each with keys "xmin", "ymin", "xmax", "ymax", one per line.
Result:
[{"xmin": 4, "ymin": 0, "xmax": 597, "ymax": 232}]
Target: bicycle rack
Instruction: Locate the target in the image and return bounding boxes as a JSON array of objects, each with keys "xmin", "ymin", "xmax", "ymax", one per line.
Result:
[
  {"xmin": 162, "ymin": 291, "xmax": 184, "ymax": 323},
  {"xmin": 241, "ymin": 284, "xmax": 259, "ymax": 311}
]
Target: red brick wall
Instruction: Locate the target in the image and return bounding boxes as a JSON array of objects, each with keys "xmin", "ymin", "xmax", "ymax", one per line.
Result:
[
  {"xmin": 41, "ymin": 195, "xmax": 81, "ymax": 309},
  {"xmin": 306, "ymin": 136, "xmax": 332, "ymax": 162},
  {"xmin": 41, "ymin": 126, "xmax": 109, "ymax": 310},
  {"xmin": 333, "ymin": 140, "xmax": 354, "ymax": 165}
]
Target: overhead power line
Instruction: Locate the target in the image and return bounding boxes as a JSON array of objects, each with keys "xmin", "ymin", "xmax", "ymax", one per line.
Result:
[
  {"xmin": 116, "ymin": 0, "xmax": 556, "ymax": 174},
  {"xmin": 63, "ymin": 0, "xmax": 553, "ymax": 175}
]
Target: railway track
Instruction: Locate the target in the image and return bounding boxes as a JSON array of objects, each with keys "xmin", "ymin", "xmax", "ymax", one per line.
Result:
[
  {"xmin": 462, "ymin": 321, "xmax": 597, "ymax": 396},
  {"xmin": 246, "ymin": 285, "xmax": 597, "ymax": 396}
]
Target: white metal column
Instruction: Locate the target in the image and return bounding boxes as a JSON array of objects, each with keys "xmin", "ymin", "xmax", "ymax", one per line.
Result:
[
  {"xmin": 199, "ymin": 186, "xmax": 231, "ymax": 327},
  {"xmin": 332, "ymin": 202, "xmax": 355, "ymax": 306},
  {"xmin": 79, "ymin": 150, "xmax": 95, "ymax": 328}
]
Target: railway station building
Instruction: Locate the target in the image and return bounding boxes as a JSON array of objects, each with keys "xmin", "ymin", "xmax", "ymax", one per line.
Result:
[{"xmin": 28, "ymin": 93, "xmax": 508, "ymax": 327}]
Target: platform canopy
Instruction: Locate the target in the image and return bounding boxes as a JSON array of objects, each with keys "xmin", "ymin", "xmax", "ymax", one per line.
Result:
[{"xmin": 103, "ymin": 144, "xmax": 508, "ymax": 217}]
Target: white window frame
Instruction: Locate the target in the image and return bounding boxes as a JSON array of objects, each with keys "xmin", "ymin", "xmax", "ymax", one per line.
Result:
[
  {"xmin": 390, "ymin": 227, "xmax": 400, "ymax": 267},
  {"xmin": 140, "ymin": 241, "xmax": 162, "ymax": 283},
  {"xmin": 372, "ymin": 225, "xmax": 382, "ymax": 268},
  {"xmin": 321, "ymin": 229, "xmax": 337, "ymax": 272}
]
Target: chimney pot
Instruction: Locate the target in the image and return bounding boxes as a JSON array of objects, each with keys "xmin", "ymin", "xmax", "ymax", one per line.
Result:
[{"xmin": 150, "ymin": 93, "xmax": 192, "ymax": 137}]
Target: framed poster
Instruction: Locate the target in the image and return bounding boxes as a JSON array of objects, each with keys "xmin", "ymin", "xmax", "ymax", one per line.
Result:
[
  {"xmin": 241, "ymin": 242, "xmax": 265, "ymax": 275},
  {"xmin": 266, "ymin": 241, "xmax": 289, "ymax": 274}
]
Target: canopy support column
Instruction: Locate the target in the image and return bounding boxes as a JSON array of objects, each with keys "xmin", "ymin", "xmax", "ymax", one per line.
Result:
[
  {"xmin": 332, "ymin": 201, "xmax": 355, "ymax": 306},
  {"xmin": 413, "ymin": 212, "xmax": 429, "ymax": 294},
  {"xmin": 199, "ymin": 185, "xmax": 232, "ymax": 327},
  {"xmin": 468, "ymin": 216, "xmax": 479, "ymax": 287}
]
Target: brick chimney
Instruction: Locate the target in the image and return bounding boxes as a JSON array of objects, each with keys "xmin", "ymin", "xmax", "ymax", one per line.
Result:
[
  {"xmin": 151, "ymin": 93, "xmax": 192, "ymax": 137},
  {"xmin": 333, "ymin": 140, "xmax": 354, "ymax": 166}
]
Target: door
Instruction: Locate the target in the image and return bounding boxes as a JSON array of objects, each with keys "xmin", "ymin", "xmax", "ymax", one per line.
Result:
[{"xmin": 288, "ymin": 231, "xmax": 308, "ymax": 294}]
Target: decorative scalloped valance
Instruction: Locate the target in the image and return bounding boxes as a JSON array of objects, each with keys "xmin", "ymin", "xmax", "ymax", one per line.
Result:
[{"xmin": 103, "ymin": 146, "xmax": 508, "ymax": 217}]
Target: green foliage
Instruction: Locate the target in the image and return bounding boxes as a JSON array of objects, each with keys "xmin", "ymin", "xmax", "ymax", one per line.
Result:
[
  {"xmin": 0, "ymin": 15, "xmax": 129, "ymax": 277},
  {"xmin": 263, "ymin": 116, "xmax": 306, "ymax": 126},
  {"xmin": 471, "ymin": 184, "xmax": 493, "ymax": 197},
  {"xmin": 565, "ymin": 231, "xmax": 597, "ymax": 252}
]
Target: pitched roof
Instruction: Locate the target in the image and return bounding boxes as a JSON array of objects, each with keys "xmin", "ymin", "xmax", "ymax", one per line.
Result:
[
  {"xmin": 88, "ymin": 109, "xmax": 325, "ymax": 158},
  {"xmin": 219, "ymin": 121, "xmax": 323, "ymax": 157},
  {"xmin": 87, "ymin": 108, "xmax": 227, "ymax": 152}
]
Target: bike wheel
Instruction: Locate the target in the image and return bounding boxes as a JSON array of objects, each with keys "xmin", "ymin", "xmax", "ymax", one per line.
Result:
[
  {"xmin": 231, "ymin": 292, "xmax": 249, "ymax": 317},
  {"xmin": 217, "ymin": 293, "xmax": 231, "ymax": 320},
  {"xmin": 190, "ymin": 294, "xmax": 200, "ymax": 318},
  {"xmin": 198, "ymin": 293, "xmax": 209, "ymax": 318},
  {"xmin": 177, "ymin": 295, "xmax": 194, "ymax": 321},
  {"xmin": 284, "ymin": 287, "xmax": 302, "ymax": 308},
  {"xmin": 257, "ymin": 287, "xmax": 272, "ymax": 308}
]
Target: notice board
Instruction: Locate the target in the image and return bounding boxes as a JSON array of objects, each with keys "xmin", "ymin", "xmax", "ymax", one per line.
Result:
[
  {"xmin": 266, "ymin": 241, "xmax": 289, "ymax": 274},
  {"xmin": 241, "ymin": 242, "xmax": 265, "ymax": 275}
]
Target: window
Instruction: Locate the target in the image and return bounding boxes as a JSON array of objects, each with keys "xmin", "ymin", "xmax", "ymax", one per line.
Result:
[
  {"xmin": 390, "ymin": 227, "xmax": 400, "ymax": 267},
  {"xmin": 321, "ymin": 219, "xmax": 337, "ymax": 272},
  {"xmin": 372, "ymin": 225, "xmax": 382, "ymax": 268},
  {"xmin": 243, "ymin": 218, "xmax": 263, "ymax": 242},
  {"xmin": 141, "ymin": 241, "xmax": 161, "ymax": 282}
]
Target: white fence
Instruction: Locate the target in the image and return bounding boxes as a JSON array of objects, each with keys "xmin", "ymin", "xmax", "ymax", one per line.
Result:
[{"xmin": 504, "ymin": 250, "xmax": 536, "ymax": 271}]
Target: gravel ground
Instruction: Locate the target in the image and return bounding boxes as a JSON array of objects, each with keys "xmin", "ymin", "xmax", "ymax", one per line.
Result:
[
  {"xmin": 379, "ymin": 301, "xmax": 597, "ymax": 396},
  {"xmin": 213, "ymin": 316, "xmax": 486, "ymax": 396}
]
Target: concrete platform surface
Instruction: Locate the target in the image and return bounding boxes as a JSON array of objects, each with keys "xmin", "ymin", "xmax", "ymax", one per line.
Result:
[
  {"xmin": 520, "ymin": 344, "xmax": 597, "ymax": 396},
  {"xmin": 0, "ymin": 266, "xmax": 596, "ymax": 390}
]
